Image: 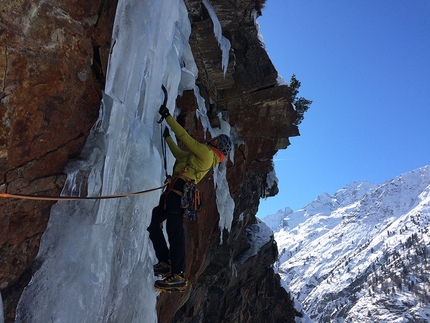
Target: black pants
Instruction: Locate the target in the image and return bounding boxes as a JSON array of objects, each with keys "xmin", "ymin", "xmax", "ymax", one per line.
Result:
[{"xmin": 147, "ymin": 178, "xmax": 185, "ymax": 275}]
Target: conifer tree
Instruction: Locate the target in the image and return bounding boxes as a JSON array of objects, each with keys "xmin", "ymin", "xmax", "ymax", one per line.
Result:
[{"xmin": 289, "ymin": 74, "xmax": 312, "ymax": 125}]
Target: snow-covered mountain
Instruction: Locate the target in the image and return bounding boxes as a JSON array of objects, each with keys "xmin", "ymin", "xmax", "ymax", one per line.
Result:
[{"xmin": 264, "ymin": 165, "xmax": 430, "ymax": 323}]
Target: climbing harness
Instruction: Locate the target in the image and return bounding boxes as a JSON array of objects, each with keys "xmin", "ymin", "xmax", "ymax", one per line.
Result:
[
  {"xmin": 162, "ymin": 167, "xmax": 187, "ymax": 209},
  {"xmin": 0, "ymin": 183, "xmax": 169, "ymax": 201},
  {"xmin": 163, "ymin": 177, "xmax": 202, "ymax": 221},
  {"xmin": 162, "ymin": 165, "xmax": 203, "ymax": 221}
]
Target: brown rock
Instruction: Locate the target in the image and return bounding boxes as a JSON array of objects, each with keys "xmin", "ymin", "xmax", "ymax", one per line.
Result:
[{"xmin": 0, "ymin": 0, "xmax": 118, "ymax": 321}]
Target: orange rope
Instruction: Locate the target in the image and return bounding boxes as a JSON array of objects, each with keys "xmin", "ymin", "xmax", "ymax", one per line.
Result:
[{"xmin": 0, "ymin": 182, "xmax": 169, "ymax": 201}]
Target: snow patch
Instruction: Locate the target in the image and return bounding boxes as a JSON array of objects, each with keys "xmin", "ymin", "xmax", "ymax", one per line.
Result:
[{"xmin": 234, "ymin": 218, "xmax": 273, "ymax": 264}]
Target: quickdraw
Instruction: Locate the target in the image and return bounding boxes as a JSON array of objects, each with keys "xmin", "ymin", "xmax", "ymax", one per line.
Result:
[
  {"xmin": 181, "ymin": 181, "xmax": 202, "ymax": 221},
  {"xmin": 162, "ymin": 164, "xmax": 203, "ymax": 220}
]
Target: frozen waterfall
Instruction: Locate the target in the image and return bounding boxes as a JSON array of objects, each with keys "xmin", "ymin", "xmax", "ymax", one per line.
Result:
[{"xmin": 14, "ymin": 0, "xmax": 234, "ymax": 322}]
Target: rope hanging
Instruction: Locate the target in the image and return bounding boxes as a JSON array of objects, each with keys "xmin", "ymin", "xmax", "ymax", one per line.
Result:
[{"xmin": 0, "ymin": 182, "xmax": 169, "ymax": 201}]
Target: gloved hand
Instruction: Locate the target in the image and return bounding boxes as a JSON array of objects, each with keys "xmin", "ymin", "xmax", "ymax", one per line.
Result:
[
  {"xmin": 158, "ymin": 105, "xmax": 170, "ymax": 119},
  {"xmin": 163, "ymin": 127, "xmax": 170, "ymax": 138}
]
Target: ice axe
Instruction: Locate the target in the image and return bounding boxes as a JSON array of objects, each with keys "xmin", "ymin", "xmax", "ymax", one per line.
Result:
[{"xmin": 157, "ymin": 85, "xmax": 169, "ymax": 124}]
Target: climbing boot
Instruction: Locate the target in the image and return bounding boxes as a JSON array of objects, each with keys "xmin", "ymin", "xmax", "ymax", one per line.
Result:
[
  {"xmin": 154, "ymin": 273, "xmax": 188, "ymax": 292},
  {"xmin": 153, "ymin": 262, "xmax": 171, "ymax": 277}
]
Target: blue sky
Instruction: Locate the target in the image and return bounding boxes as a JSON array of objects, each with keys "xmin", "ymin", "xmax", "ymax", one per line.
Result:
[{"xmin": 256, "ymin": 0, "xmax": 430, "ymax": 216}]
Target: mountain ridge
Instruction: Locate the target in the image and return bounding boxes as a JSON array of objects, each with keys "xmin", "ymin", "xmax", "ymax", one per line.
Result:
[{"xmin": 265, "ymin": 165, "xmax": 430, "ymax": 322}]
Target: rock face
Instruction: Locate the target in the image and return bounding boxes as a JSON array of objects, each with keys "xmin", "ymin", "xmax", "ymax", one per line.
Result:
[
  {"xmin": 155, "ymin": 2, "xmax": 300, "ymax": 321},
  {"xmin": 0, "ymin": 0, "xmax": 118, "ymax": 321},
  {"xmin": 0, "ymin": 0, "xmax": 302, "ymax": 322}
]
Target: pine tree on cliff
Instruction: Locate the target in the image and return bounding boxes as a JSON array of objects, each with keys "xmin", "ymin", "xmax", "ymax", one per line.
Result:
[{"xmin": 289, "ymin": 74, "xmax": 312, "ymax": 125}]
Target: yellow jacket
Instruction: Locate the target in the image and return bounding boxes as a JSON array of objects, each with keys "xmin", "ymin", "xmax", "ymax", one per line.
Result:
[{"xmin": 165, "ymin": 116, "xmax": 220, "ymax": 184}]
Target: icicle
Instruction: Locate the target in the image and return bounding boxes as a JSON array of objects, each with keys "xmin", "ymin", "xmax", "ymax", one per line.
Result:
[
  {"xmin": 193, "ymin": 89, "xmax": 236, "ymax": 242},
  {"xmin": 231, "ymin": 263, "xmax": 238, "ymax": 278},
  {"xmin": 202, "ymin": 0, "xmax": 231, "ymax": 76},
  {"xmin": 189, "ymin": 110, "xmax": 236, "ymax": 243},
  {"xmin": 194, "ymin": 85, "xmax": 213, "ymax": 139},
  {"xmin": 214, "ymin": 160, "xmax": 234, "ymax": 244}
]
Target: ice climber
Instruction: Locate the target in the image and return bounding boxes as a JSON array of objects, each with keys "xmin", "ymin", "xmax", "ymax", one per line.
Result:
[{"xmin": 148, "ymin": 100, "xmax": 233, "ymax": 292}]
